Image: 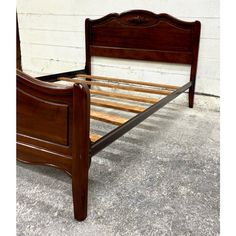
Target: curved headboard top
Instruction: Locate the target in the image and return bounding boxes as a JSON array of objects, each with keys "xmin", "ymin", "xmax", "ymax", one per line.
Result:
[
  {"xmin": 88, "ymin": 10, "xmax": 197, "ymax": 28},
  {"xmin": 85, "ymin": 10, "xmax": 201, "ymax": 68}
]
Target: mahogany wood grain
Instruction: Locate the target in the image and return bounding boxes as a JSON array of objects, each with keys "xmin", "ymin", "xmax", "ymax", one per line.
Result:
[
  {"xmin": 16, "ymin": 14, "xmax": 22, "ymax": 70},
  {"xmin": 17, "ymin": 69, "xmax": 91, "ymax": 221},
  {"xmin": 189, "ymin": 22, "xmax": 201, "ymax": 108},
  {"xmin": 16, "ymin": 10, "xmax": 201, "ymax": 221},
  {"xmin": 90, "ymin": 46, "xmax": 192, "ymax": 64},
  {"xmin": 17, "ymin": 89, "xmax": 69, "ymax": 145},
  {"xmin": 72, "ymin": 83, "xmax": 90, "ymax": 221},
  {"xmin": 85, "ymin": 10, "xmax": 201, "ymax": 107},
  {"xmin": 17, "ymin": 142, "xmax": 72, "ymax": 174}
]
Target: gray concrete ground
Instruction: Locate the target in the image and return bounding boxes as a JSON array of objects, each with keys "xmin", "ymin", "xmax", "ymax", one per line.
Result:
[{"xmin": 17, "ymin": 95, "xmax": 220, "ymax": 236}]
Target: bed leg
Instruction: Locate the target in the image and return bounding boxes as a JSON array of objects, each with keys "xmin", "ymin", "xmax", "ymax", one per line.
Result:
[
  {"xmin": 72, "ymin": 83, "xmax": 90, "ymax": 221},
  {"xmin": 72, "ymin": 153, "xmax": 89, "ymax": 221},
  {"xmin": 189, "ymin": 86, "xmax": 194, "ymax": 108},
  {"xmin": 189, "ymin": 64, "xmax": 197, "ymax": 108}
]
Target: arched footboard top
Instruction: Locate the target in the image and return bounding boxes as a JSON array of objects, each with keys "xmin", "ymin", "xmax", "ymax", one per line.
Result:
[{"xmin": 17, "ymin": 70, "xmax": 91, "ymax": 176}]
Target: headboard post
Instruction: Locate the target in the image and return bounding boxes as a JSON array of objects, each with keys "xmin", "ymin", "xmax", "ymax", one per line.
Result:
[
  {"xmin": 85, "ymin": 19, "xmax": 91, "ymax": 75},
  {"xmin": 189, "ymin": 21, "xmax": 201, "ymax": 108},
  {"xmin": 16, "ymin": 13, "xmax": 22, "ymax": 71}
]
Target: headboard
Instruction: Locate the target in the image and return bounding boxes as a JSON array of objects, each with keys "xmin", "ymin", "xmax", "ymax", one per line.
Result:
[{"xmin": 85, "ymin": 10, "xmax": 201, "ymax": 74}]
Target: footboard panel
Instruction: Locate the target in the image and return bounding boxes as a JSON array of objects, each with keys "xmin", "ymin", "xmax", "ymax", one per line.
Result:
[
  {"xmin": 17, "ymin": 69, "xmax": 91, "ymax": 220},
  {"xmin": 16, "ymin": 70, "xmax": 90, "ymax": 175},
  {"xmin": 17, "ymin": 142, "xmax": 72, "ymax": 174},
  {"xmin": 17, "ymin": 89, "xmax": 69, "ymax": 146}
]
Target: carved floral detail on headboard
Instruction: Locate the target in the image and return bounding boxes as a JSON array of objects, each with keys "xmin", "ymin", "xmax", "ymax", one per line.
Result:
[
  {"xmin": 127, "ymin": 15, "xmax": 149, "ymax": 25},
  {"xmin": 117, "ymin": 11, "xmax": 160, "ymax": 27}
]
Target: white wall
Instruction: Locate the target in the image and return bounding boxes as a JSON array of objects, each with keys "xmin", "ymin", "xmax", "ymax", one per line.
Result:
[{"xmin": 17, "ymin": 0, "xmax": 220, "ymax": 95}]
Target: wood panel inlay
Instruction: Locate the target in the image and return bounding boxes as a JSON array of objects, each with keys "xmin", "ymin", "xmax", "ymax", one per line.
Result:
[{"xmin": 17, "ymin": 89, "xmax": 69, "ymax": 146}]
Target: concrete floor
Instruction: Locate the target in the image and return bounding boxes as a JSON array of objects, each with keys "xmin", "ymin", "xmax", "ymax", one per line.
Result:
[{"xmin": 17, "ymin": 95, "xmax": 220, "ymax": 236}]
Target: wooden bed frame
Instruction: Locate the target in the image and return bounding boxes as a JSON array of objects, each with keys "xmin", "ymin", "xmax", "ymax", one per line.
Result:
[{"xmin": 17, "ymin": 10, "xmax": 201, "ymax": 221}]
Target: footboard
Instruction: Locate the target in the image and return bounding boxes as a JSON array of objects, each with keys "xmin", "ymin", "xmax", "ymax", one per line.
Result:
[{"xmin": 17, "ymin": 69, "xmax": 91, "ymax": 220}]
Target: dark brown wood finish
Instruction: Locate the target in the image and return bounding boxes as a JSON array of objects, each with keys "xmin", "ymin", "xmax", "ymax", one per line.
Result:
[
  {"xmin": 36, "ymin": 69, "xmax": 86, "ymax": 82},
  {"xmin": 17, "ymin": 70, "xmax": 74, "ymax": 170},
  {"xmin": 17, "ymin": 10, "xmax": 201, "ymax": 221},
  {"xmin": 16, "ymin": 14, "xmax": 22, "ymax": 70},
  {"xmin": 72, "ymin": 82, "xmax": 90, "ymax": 220},
  {"xmin": 85, "ymin": 10, "xmax": 201, "ymax": 106},
  {"xmin": 17, "ymin": 69, "xmax": 91, "ymax": 220},
  {"xmin": 189, "ymin": 22, "xmax": 201, "ymax": 108}
]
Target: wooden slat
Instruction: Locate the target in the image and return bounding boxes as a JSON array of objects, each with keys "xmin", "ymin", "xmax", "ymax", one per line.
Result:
[
  {"xmin": 90, "ymin": 110, "xmax": 128, "ymax": 125},
  {"xmin": 90, "ymin": 133, "xmax": 102, "ymax": 143},
  {"xmin": 53, "ymin": 80, "xmax": 158, "ymax": 104},
  {"xmin": 59, "ymin": 77, "xmax": 172, "ymax": 95},
  {"xmin": 90, "ymin": 89, "xmax": 159, "ymax": 104},
  {"xmin": 91, "ymin": 98, "xmax": 145, "ymax": 113},
  {"xmin": 76, "ymin": 73, "xmax": 179, "ymax": 90}
]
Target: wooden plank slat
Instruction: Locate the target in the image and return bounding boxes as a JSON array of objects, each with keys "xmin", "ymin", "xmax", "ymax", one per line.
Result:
[
  {"xmin": 91, "ymin": 98, "xmax": 145, "ymax": 113},
  {"xmin": 90, "ymin": 110, "xmax": 128, "ymax": 125},
  {"xmin": 90, "ymin": 133, "xmax": 102, "ymax": 143},
  {"xmin": 58, "ymin": 77, "xmax": 172, "ymax": 95},
  {"xmin": 76, "ymin": 73, "xmax": 179, "ymax": 90},
  {"xmin": 90, "ymin": 89, "xmax": 159, "ymax": 104},
  {"xmin": 53, "ymin": 80, "xmax": 158, "ymax": 104}
]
